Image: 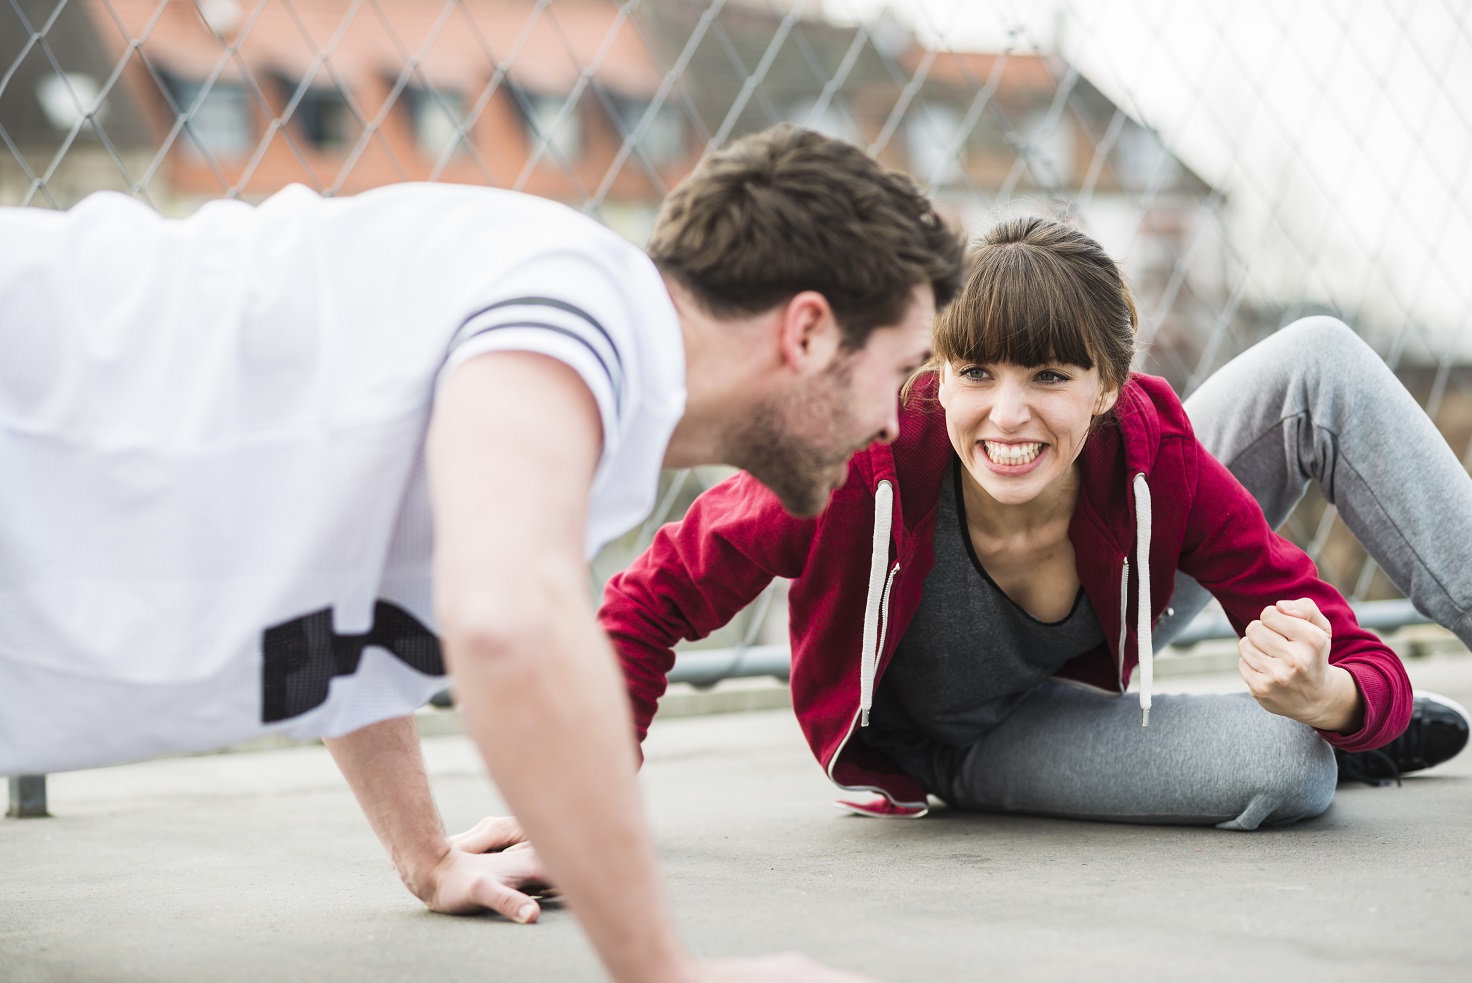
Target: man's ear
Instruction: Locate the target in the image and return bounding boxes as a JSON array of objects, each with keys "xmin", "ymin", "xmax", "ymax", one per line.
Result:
[{"xmin": 776, "ymin": 290, "xmax": 841, "ymax": 376}]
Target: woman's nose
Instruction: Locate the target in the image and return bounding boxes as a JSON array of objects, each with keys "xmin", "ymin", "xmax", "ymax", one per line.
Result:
[{"xmin": 989, "ymin": 381, "xmax": 1031, "ymax": 430}]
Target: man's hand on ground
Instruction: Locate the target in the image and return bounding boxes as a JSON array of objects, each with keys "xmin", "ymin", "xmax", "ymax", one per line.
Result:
[
  {"xmin": 446, "ymin": 815, "xmax": 529, "ymax": 854},
  {"xmin": 420, "ymin": 831, "xmax": 552, "ymax": 922},
  {"xmin": 324, "ymin": 718, "xmax": 555, "ymax": 925}
]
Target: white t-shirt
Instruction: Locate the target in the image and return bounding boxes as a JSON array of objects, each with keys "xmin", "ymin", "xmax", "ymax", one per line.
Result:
[{"xmin": 0, "ymin": 184, "xmax": 685, "ymax": 774}]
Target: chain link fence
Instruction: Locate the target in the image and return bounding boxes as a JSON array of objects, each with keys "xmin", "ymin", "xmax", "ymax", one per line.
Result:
[{"xmin": 4, "ymin": 0, "xmax": 1471, "ymax": 661}]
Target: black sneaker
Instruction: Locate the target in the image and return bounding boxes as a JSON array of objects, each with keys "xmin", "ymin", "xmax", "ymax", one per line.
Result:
[{"xmin": 1335, "ymin": 691, "xmax": 1470, "ymax": 787}]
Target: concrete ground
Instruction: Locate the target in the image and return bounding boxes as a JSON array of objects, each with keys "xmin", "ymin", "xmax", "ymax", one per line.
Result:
[{"xmin": 3, "ymin": 651, "xmax": 1470, "ymax": 983}]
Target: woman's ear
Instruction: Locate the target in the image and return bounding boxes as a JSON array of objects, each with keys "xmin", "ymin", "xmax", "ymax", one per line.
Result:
[{"xmin": 1095, "ymin": 385, "xmax": 1119, "ymax": 416}]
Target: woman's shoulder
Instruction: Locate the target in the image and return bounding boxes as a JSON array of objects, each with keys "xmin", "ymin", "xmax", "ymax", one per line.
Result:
[
  {"xmin": 893, "ymin": 373, "xmax": 953, "ymax": 466},
  {"xmin": 897, "ymin": 371, "xmax": 947, "ymax": 435},
  {"xmin": 829, "ymin": 371, "xmax": 951, "ymax": 525},
  {"xmin": 1088, "ymin": 373, "xmax": 1200, "ymax": 488},
  {"xmin": 1118, "ymin": 372, "xmax": 1194, "ymax": 438}
]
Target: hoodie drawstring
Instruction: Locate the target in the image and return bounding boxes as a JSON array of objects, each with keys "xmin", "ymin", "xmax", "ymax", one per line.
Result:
[
  {"xmin": 1133, "ymin": 473, "xmax": 1153, "ymax": 726},
  {"xmin": 858, "ymin": 480, "xmax": 894, "ymax": 727}
]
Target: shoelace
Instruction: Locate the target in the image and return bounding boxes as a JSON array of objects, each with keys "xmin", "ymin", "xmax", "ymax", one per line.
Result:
[
  {"xmin": 1334, "ymin": 702, "xmax": 1438, "ymax": 787},
  {"xmin": 1334, "ymin": 747, "xmax": 1402, "ymax": 787}
]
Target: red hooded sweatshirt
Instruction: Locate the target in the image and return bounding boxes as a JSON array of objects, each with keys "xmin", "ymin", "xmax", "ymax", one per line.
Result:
[{"xmin": 600, "ymin": 373, "xmax": 1413, "ymax": 813}]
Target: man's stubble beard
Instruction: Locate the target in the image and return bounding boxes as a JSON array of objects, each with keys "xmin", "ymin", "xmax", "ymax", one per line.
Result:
[{"xmin": 723, "ymin": 356, "xmax": 866, "ymax": 518}]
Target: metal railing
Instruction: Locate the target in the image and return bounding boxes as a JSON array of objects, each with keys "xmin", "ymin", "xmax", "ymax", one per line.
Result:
[
  {"xmin": 7, "ymin": 776, "xmax": 49, "ymax": 818},
  {"xmin": 668, "ymin": 598, "xmax": 1439, "ymax": 688}
]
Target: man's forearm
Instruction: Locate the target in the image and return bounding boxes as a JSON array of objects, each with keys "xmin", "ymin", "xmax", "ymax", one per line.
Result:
[
  {"xmin": 325, "ymin": 715, "xmax": 449, "ymax": 901},
  {"xmin": 427, "ymin": 352, "xmax": 692, "ymax": 982},
  {"xmin": 448, "ymin": 608, "xmax": 691, "ymax": 983}
]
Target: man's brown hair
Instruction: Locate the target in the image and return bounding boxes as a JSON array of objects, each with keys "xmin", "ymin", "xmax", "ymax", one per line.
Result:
[
  {"xmin": 648, "ymin": 124, "xmax": 966, "ymax": 348},
  {"xmin": 930, "ymin": 216, "xmax": 1139, "ymax": 392}
]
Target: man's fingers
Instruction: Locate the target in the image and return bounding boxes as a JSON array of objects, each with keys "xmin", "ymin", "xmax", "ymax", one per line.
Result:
[
  {"xmin": 447, "ymin": 815, "xmax": 526, "ymax": 852},
  {"xmin": 427, "ymin": 847, "xmax": 555, "ymax": 917},
  {"xmin": 467, "ymin": 875, "xmax": 542, "ymax": 925},
  {"xmin": 480, "ymin": 845, "xmax": 558, "ymax": 898},
  {"xmin": 448, "ymin": 815, "xmax": 527, "ymax": 854}
]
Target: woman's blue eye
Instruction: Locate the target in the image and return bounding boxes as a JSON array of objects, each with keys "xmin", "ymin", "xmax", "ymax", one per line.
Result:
[{"xmin": 957, "ymin": 366, "xmax": 1073, "ymax": 383}]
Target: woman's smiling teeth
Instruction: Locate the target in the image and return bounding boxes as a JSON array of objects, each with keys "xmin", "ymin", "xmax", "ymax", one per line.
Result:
[{"xmin": 982, "ymin": 440, "xmax": 1043, "ymax": 465}]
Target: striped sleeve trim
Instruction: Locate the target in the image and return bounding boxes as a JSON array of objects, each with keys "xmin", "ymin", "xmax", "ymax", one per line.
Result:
[{"xmin": 452, "ymin": 296, "xmax": 625, "ymax": 410}]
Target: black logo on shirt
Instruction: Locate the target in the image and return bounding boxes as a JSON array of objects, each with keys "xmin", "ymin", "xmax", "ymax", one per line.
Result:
[{"xmin": 260, "ymin": 601, "xmax": 444, "ymax": 722}]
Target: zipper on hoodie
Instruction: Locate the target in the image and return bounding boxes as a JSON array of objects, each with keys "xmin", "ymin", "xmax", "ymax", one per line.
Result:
[
  {"xmin": 861, "ymin": 561, "xmax": 900, "ymax": 727},
  {"xmin": 829, "ymin": 476, "xmax": 923, "ymax": 807},
  {"xmin": 828, "ymin": 561, "xmax": 925, "ymax": 809},
  {"xmin": 1116, "ymin": 556, "xmax": 1129, "ymax": 694}
]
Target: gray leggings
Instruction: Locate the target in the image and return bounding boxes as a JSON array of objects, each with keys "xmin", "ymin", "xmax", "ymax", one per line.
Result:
[{"xmin": 944, "ymin": 317, "xmax": 1472, "ymax": 830}]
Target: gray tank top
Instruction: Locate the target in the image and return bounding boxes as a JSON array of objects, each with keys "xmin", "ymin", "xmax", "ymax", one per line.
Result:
[{"xmin": 860, "ymin": 457, "xmax": 1106, "ymax": 793}]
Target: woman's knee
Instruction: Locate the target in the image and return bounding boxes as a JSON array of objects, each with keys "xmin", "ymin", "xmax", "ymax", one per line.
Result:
[
  {"xmin": 1273, "ymin": 723, "xmax": 1336, "ymax": 815},
  {"xmin": 1231, "ymin": 316, "xmax": 1391, "ymax": 428},
  {"xmin": 1223, "ymin": 719, "xmax": 1337, "ymax": 830},
  {"xmin": 1274, "ymin": 316, "xmax": 1380, "ymax": 378}
]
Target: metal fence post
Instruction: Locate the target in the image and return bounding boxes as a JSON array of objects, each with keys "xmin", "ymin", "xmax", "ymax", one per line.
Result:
[{"xmin": 7, "ymin": 775, "xmax": 49, "ymax": 818}]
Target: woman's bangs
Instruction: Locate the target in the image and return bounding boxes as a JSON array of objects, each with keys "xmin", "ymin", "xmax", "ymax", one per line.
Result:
[{"xmin": 942, "ymin": 265, "xmax": 1096, "ymax": 370}]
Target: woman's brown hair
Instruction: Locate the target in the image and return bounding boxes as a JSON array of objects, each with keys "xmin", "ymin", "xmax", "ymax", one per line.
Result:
[{"xmin": 913, "ymin": 216, "xmax": 1139, "ymax": 396}]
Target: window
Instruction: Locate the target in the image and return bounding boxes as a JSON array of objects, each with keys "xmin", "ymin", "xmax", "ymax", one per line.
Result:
[
  {"xmin": 408, "ymin": 87, "xmax": 470, "ymax": 161},
  {"xmin": 296, "ymin": 85, "xmax": 357, "ymax": 151},
  {"xmin": 1021, "ymin": 110, "xmax": 1075, "ymax": 187},
  {"xmin": 35, "ymin": 73, "xmax": 108, "ymax": 131},
  {"xmin": 1115, "ymin": 124, "xmax": 1179, "ymax": 190},
  {"xmin": 520, "ymin": 90, "xmax": 582, "ymax": 162},
  {"xmin": 165, "ymin": 75, "xmax": 251, "ymax": 159},
  {"xmin": 906, "ymin": 102, "xmax": 965, "ymax": 187},
  {"xmin": 610, "ymin": 95, "xmax": 685, "ymax": 166},
  {"xmin": 787, "ymin": 97, "xmax": 862, "ymax": 145}
]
